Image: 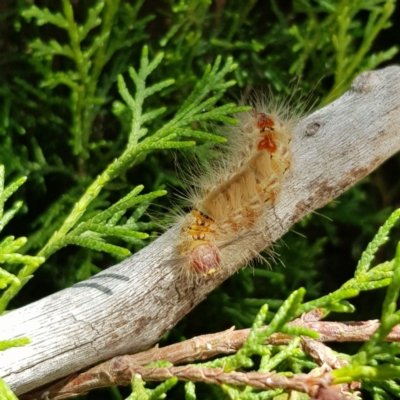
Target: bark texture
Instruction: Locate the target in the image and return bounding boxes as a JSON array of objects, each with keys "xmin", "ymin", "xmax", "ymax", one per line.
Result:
[{"xmin": 1, "ymin": 66, "xmax": 400, "ymax": 395}]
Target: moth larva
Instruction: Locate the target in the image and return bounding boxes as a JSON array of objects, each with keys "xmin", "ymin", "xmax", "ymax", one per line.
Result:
[{"xmin": 175, "ymin": 95, "xmax": 300, "ymax": 281}]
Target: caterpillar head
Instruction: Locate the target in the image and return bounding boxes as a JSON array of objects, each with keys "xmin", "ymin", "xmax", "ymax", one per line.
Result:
[{"xmin": 189, "ymin": 243, "xmax": 220, "ymax": 276}]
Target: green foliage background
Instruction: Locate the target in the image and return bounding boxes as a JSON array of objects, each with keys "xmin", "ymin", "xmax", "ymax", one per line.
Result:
[{"xmin": 1, "ymin": 0, "xmax": 400, "ymax": 399}]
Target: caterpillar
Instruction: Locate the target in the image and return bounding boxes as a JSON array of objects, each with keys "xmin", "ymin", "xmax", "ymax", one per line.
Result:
[{"xmin": 174, "ymin": 95, "xmax": 300, "ymax": 281}]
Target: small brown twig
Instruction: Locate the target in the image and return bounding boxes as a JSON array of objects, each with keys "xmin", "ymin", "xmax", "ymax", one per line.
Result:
[
  {"xmin": 23, "ymin": 363, "xmax": 335, "ymax": 400},
  {"xmin": 21, "ymin": 314, "xmax": 400, "ymax": 400}
]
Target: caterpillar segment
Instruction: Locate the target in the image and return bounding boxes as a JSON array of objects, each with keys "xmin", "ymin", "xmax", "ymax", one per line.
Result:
[{"xmin": 178, "ymin": 210, "xmax": 220, "ymax": 276}]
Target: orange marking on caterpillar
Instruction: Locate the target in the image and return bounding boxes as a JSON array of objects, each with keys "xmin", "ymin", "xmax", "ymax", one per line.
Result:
[
  {"xmin": 255, "ymin": 112, "xmax": 275, "ymax": 131},
  {"xmin": 258, "ymin": 133, "xmax": 277, "ymax": 152}
]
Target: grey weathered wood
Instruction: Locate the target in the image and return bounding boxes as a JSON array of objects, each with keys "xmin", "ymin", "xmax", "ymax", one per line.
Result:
[{"xmin": 2, "ymin": 67, "xmax": 400, "ymax": 396}]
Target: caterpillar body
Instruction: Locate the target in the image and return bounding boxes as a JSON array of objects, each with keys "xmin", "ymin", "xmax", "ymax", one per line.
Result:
[{"xmin": 175, "ymin": 97, "xmax": 298, "ymax": 281}]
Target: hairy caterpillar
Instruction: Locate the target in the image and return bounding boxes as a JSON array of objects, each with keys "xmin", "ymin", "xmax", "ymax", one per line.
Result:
[{"xmin": 175, "ymin": 96, "xmax": 300, "ymax": 281}]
